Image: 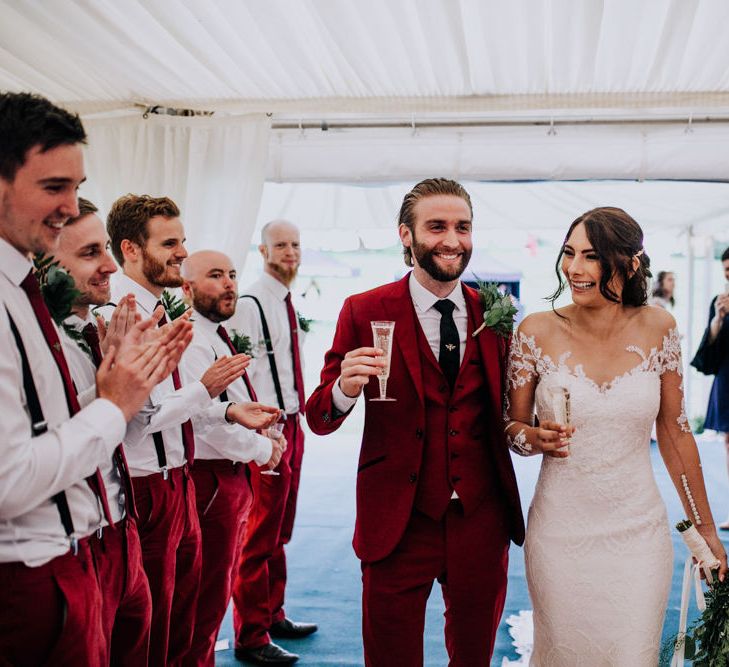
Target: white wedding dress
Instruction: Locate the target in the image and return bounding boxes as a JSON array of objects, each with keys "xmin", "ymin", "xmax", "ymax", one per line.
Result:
[{"xmin": 506, "ymin": 328, "xmax": 689, "ymax": 666}]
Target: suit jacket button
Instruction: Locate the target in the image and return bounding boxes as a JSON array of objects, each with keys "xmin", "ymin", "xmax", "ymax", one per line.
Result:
[
  {"xmin": 450, "ymin": 452, "xmax": 459, "ymax": 460},
  {"xmin": 452, "ymin": 476, "xmax": 461, "ymax": 484},
  {"xmin": 439, "ymin": 384, "xmax": 447, "ymax": 393},
  {"xmin": 448, "ymin": 429, "xmax": 458, "ymax": 436},
  {"xmin": 409, "ymin": 473, "xmax": 418, "ymax": 483},
  {"xmin": 323, "ymin": 411, "xmax": 330, "ymax": 423},
  {"xmin": 415, "ymin": 428, "xmax": 423, "ymax": 439}
]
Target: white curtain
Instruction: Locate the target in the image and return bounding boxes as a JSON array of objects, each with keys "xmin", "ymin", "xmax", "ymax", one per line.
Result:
[{"xmin": 81, "ymin": 114, "xmax": 271, "ymax": 269}]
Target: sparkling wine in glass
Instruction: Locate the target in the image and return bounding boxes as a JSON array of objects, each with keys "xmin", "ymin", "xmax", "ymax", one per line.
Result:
[
  {"xmin": 548, "ymin": 385, "xmax": 571, "ymax": 452},
  {"xmin": 370, "ymin": 320, "xmax": 396, "ymax": 402},
  {"xmin": 261, "ymin": 416, "xmax": 286, "ymax": 476}
]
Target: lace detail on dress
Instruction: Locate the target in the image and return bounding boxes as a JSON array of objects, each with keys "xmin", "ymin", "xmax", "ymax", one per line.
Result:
[
  {"xmin": 506, "ymin": 332, "xmax": 540, "ymax": 389},
  {"xmin": 655, "ymin": 328, "xmax": 691, "ymax": 433},
  {"xmin": 507, "ymin": 427, "xmax": 531, "ymax": 456}
]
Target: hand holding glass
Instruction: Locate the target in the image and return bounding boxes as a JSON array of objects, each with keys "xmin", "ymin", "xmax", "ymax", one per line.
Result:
[
  {"xmin": 370, "ymin": 321, "xmax": 396, "ymax": 401},
  {"xmin": 261, "ymin": 417, "xmax": 285, "ymax": 476},
  {"xmin": 548, "ymin": 385, "xmax": 571, "ymax": 452}
]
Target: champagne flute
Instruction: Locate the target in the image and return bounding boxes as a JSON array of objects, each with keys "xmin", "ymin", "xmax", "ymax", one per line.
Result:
[
  {"xmin": 547, "ymin": 385, "xmax": 571, "ymax": 452},
  {"xmin": 261, "ymin": 415, "xmax": 286, "ymax": 476},
  {"xmin": 369, "ymin": 321, "xmax": 396, "ymax": 402}
]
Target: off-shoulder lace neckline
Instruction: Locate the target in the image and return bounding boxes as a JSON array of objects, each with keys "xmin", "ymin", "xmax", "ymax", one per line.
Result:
[{"xmin": 514, "ymin": 327, "xmax": 681, "ymax": 395}]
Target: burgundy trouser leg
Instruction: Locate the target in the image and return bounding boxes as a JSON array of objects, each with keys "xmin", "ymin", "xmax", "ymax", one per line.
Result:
[
  {"xmin": 361, "ymin": 499, "xmax": 509, "ymax": 667},
  {"xmin": 90, "ymin": 518, "xmax": 152, "ymax": 667},
  {"xmin": 0, "ymin": 539, "xmax": 105, "ymax": 667},
  {"xmin": 233, "ymin": 416, "xmax": 304, "ymax": 648},
  {"xmin": 184, "ymin": 461, "xmax": 253, "ymax": 667},
  {"xmin": 133, "ymin": 468, "xmax": 202, "ymax": 667}
]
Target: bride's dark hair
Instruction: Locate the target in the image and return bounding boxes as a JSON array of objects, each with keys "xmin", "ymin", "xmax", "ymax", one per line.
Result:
[{"xmin": 548, "ymin": 207, "xmax": 652, "ymax": 308}]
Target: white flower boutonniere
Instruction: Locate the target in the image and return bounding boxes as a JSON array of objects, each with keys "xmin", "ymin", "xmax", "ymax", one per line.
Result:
[{"xmin": 472, "ymin": 281, "xmax": 518, "ymax": 338}]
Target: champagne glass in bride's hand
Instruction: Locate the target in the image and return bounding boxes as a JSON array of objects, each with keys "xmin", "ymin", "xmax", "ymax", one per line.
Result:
[
  {"xmin": 548, "ymin": 386, "xmax": 572, "ymax": 452},
  {"xmin": 261, "ymin": 415, "xmax": 286, "ymax": 476},
  {"xmin": 369, "ymin": 321, "xmax": 396, "ymax": 402}
]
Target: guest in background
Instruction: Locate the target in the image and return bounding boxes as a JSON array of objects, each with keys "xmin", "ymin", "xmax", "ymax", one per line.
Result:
[
  {"xmin": 180, "ymin": 250, "xmax": 283, "ymax": 667},
  {"xmin": 702, "ymin": 247, "xmax": 729, "ymax": 530},
  {"xmin": 649, "ymin": 270, "xmax": 676, "ymax": 310},
  {"xmin": 228, "ymin": 220, "xmax": 316, "ymax": 666}
]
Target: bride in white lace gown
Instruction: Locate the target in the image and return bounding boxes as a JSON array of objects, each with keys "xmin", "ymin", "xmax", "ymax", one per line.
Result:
[{"xmin": 504, "ymin": 208, "xmax": 727, "ymax": 666}]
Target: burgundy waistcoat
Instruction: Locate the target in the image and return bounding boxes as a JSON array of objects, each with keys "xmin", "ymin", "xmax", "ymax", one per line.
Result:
[{"xmin": 413, "ymin": 319, "xmax": 501, "ymax": 521}]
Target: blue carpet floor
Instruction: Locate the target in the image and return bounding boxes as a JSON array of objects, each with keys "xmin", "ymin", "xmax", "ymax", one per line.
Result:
[{"xmin": 214, "ymin": 420, "xmax": 729, "ymax": 666}]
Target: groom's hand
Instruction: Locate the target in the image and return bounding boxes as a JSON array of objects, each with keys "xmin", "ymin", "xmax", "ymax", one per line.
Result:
[{"xmin": 339, "ymin": 346, "xmax": 387, "ymax": 398}]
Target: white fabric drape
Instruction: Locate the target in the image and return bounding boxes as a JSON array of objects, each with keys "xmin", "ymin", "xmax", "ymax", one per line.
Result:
[{"xmin": 81, "ymin": 114, "xmax": 271, "ymax": 269}]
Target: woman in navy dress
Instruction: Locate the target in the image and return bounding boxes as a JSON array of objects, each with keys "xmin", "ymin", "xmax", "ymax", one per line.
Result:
[{"xmin": 704, "ymin": 246, "xmax": 729, "ymax": 529}]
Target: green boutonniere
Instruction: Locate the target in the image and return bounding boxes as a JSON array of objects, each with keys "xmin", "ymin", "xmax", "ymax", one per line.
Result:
[
  {"xmin": 160, "ymin": 289, "xmax": 190, "ymax": 320},
  {"xmin": 297, "ymin": 312, "xmax": 312, "ymax": 333},
  {"xmin": 229, "ymin": 329, "xmax": 253, "ymax": 355},
  {"xmin": 33, "ymin": 253, "xmax": 80, "ymax": 325},
  {"xmin": 472, "ymin": 281, "xmax": 518, "ymax": 338}
]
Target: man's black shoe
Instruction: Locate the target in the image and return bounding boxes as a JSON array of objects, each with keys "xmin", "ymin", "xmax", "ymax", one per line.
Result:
[
  {"xmin": 269, "ymin": 618, "xmax": 318, "ymax": 639},
  {"xmin": 234, "ymin": 642, "xmax": 299, "ymax": 664}
]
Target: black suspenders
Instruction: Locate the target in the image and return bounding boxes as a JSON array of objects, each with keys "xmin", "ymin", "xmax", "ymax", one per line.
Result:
[
  {"xmin": 7, "ymin": 309, "xmax": 78, "ymax": 554},
  {"xmin": 239, "ymin": 295, "xmax": 285, "ymax": 410}
]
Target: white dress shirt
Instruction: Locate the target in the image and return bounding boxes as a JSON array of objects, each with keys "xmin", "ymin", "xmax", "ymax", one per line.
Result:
[
  {"xmin": 62, "ymin": 314, "xmax": 125, "ymax": 524},
  {"xmin": 180, "ymin": 311, "xmax": 272, "ymax": 465},
  {"xmin": 332, "ymin": 272, "xmax": 468, "ymax": 412},
  {"xmin": 0, "ymin": 239, "xmax": 126, "ymax": 566},
  {"xmin": 225, "ymin": 272, "xmax": 306, "ymax": 415},
  {"xmin": 107, "ymin": 273, "xmax": 227, "ymax": 477}
]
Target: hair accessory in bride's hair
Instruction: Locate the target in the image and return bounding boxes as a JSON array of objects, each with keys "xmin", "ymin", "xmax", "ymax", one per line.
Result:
[{"xmin": 634, "ymin": 249, "xmax": 645, "ymax": 259}]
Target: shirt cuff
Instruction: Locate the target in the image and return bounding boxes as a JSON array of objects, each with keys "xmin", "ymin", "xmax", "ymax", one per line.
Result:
[
  {"xmin": 332, "ymin": 376, "xmax": 358, "ymax": 413},
  {"xmin": 80, "ymin": 398, "xmax": 127, "ymax": 454},
  {"xmin": 251, "ymin": 433, "xmax": 273, "ymax": 467}
]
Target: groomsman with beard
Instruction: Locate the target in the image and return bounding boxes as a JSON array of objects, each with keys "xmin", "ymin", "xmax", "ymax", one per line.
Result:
[
  {"xmin": 180, "ymin": 249, "xmax": 285, "ymax": 667},
  {"xmin": 0, "ymin": 92, "xmax": 185, "ymax": 665},
  {"xmin": 105, "ymin": 195, "xmax": 278, "ymax": 666},
  {"xmin": 228, "ymin": 220, "xmax": 316, "ymax": 666},
  {"xmin": 54, "ymin": 197, "xmax": 155, "ymax": 665}
]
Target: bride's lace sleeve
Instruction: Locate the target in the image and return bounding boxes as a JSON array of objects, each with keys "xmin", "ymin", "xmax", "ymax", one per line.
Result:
[
  {"xmin": 655, "ymin": 327, "xmax": 713, "ymax": 526},
  {"xmin": 504, "ymin": 330, "xmax": 541, "ymax": 456}
]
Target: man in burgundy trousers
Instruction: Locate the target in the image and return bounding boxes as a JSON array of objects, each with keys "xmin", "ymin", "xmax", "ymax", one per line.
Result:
[
  {"xmin": 228, "ymin": 220, "xmax": 316, "ymax": 665},
  {"xmin": 105, "ymin": 195, "xmax": 277, "ymax": 666},
  {"xmin": 0, "ymin": 92, "xmax": 185, "ymax": 666},
  {"xmin": 55, "ymin": 198, "xmax": 154, "ymax": 665},
  {"xmin": 307, "ymin": 178, "xmax": 525, "ymax": 666},
  {"xmin": 180, "ymin": 250, "xmax": 284, "ymax": 667}
]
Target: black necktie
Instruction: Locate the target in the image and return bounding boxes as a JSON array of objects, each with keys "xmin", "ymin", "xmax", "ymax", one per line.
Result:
[{"xmin": 433, "ymin": 299, "xmax": 459, "ymax": 390}]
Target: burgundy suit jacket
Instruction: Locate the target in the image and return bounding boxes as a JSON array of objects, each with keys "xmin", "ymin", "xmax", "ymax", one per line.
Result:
[{"xmin": 306, "ymin": 274, "xmax": 525, "ymax": 563}]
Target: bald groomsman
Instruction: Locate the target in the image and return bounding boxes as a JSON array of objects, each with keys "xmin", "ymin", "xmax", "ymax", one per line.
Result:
[
  {"xmin": 0, "ymin": 92, "xmax": 183, "ymax": 666},
  {"xmin": 230, "ymin": 220, "xmax": 316, "ymax": 666},
  {"xmin": 180, "ymin": 250, "xmax": 284, "ymax": 667}
]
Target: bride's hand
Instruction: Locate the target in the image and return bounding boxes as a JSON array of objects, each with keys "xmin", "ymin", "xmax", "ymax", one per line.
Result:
[
  {"xmin": 534, "ymin": 420, "xmax": 575, "ymax": 458},
  {"xmin": 697, "ymin": 525, "xmax": 728, "ymax": 582}
]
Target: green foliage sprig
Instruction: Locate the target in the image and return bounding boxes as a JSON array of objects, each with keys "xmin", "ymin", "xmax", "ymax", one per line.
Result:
[
  {"xmin": 230, "ymin": 329, "xmax": 253, "ymax": 355},
  {"xmin": 297, "ymin": 311, "xmax": 312, "ymax": 333},
  {"xmin": 160, "ymin": 289, "xmax": 190, "ymax": 320},
  {"xmin": 472, "ymin": 281, "xmax": 518, "ymax": 338},
  {"xmin": 33, "ymin": 253, "xmax": 80, "ymax": 325}
]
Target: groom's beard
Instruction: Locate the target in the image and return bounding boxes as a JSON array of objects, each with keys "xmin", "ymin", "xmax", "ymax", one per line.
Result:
[{"xmin": 412, "ymin": 236, "xmax": 471, "ymax": 283}]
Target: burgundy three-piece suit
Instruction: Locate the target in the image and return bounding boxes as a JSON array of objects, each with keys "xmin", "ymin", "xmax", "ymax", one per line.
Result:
[{"xmin": 307, "ymin": 274, "xmax": 524, "ymax": 666}]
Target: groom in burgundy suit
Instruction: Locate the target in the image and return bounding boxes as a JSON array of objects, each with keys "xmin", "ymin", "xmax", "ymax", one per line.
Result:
[{"xmin": 306, "ymin": 178, "xmax": 524, "ymax": 666}]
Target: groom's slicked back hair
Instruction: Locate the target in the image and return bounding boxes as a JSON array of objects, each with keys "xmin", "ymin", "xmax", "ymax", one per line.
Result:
[
  {"xmin": 0, "ymin": 92, "xmax": 86, "ymax": 182},
  {"xmin": 397, "ymin": 178, "xmax": 473, "ymax": 267}
]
